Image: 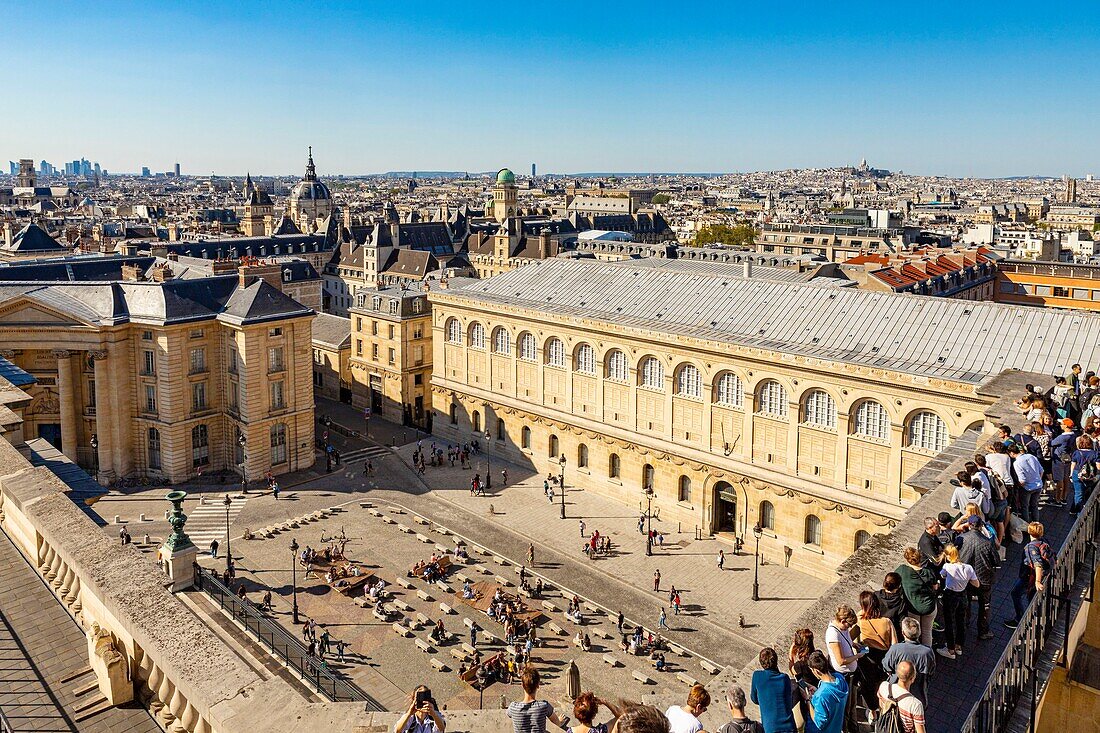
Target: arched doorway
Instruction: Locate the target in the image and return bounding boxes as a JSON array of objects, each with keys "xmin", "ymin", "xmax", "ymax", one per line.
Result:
[{"xmin": 713, "ymin": 481, "xmax": 737, "ymax": 534}]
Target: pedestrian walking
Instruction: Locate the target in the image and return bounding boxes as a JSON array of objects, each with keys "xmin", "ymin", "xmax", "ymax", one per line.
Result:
[
  {"xmin": 673, "ymin": 592, "xmax": 682, "ymax": 615},
  {"xmin": 658, "ymin": 608, "xmax": 669, "ymax": 631},
  {"xmin": 548, "ymin": 487, "xmax": 555, "ymax": 504},
  {"xmin": 718, "ymin": 549, "xmax": 725, "ymax": 570},
  {"xmin": 579, "ymin": 519, "xmax": 586, "ymax": 538},
  {"xmin": 519, "ymin": 565, "xmax": 527, "ymax": 585},
  {"xmin": 272, "ymin": 481, "xmax": 280, "ymax": 500},
  {"xmin": 335, "ymin": 639, "xmax": 347, "ymax": 663},
  {"xmin": 527, "ymin": 543, "xmax": 536, "ymax": 566},
  {"xmin": 501, "ymin": 468, "xmax": 508, "ymax": 486},
  {"xmin": 653, "ymin": 569, "xmax": 661, "ymax": 592},
  {"xmin": 639, "ymin": 514, "xmax": 646, "ymax": 533},
  {"xmin": 470, "ymin": 623, "xmax": 478, "ymax": 647},
  {"xmin": 617, "ymin": 611, "xmax": 624, "ymax": 634},
  {"xmin": 320, "ymin": 629, "xmax": 331, "ymax": 656},
  {"xmin": 261, "ymin": 590, "xmax": 272, "ymax": 611},
  {"xmin": 366, "ymin": 459, "xmax": 374, "ymax": 475},
  {"xmin": 210, "ymin": 539, "xmax": 219, "ymax": 559}
]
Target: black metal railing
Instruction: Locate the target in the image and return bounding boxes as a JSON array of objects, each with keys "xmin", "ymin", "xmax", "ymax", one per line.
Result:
[
  {"xmin": 0, "ymin": 704, "xmax": 13, "ymax": 733},
  {"xmin": 193, "ymin": 565, "xmax": 382, "ymax": 709},
  {"xmin": 961, "ymin": 485, "xmax": 1100, "ymax": 733}
]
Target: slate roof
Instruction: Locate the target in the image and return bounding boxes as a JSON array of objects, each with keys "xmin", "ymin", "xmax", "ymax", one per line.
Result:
[
  {"xmin": 3, "ymin": 223, "xmax": 66, "ymax": 253},
  {"xmin": 311, "ymin": 313, "xmax": 351, "ymax": 349},
  {"xmin": 0, "ymin": 355, "xmax": 35, "ymax": 388},
  {"xmin": 0, "ymin": 255, "xmax": 158, "ymax": 282},
  {"xmin": 166, "ymin": 232, "xmax": 330, "ymax": 260},
  {"xmin": 439, "ymin": 258, "xmax": 1100, "ymax": 385}
]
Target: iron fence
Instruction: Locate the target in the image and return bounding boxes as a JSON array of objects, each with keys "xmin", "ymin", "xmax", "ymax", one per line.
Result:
[
  {"xmin": 0, "ymin": 704, "xmax": 13, "ymax": 733},
  {"xmin": 961, "ymin": 484, "xmax": 1100, "ymax": 733},
  {"xmin": 193, "ymin": 565, "xmax": 382, "ymax": 709}
]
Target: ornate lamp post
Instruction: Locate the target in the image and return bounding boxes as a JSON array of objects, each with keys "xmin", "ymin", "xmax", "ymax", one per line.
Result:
[
  {"xmin": 644, "ymin": 485, "xmax": 654, "ymax": 556},
  {"xmin": 558, "ymin": 454, "xmax": 567, "ymax": 520},
  {"xmin": 290, "ymin": 537, "xmax": 300, "ymax": 624},
  {"xmin": 483, "ymin": 429, "xmax": 492, "ymax": 490},
  {"xmin": 89, "ymin": 434, "xmax": 99, "ymax": 480},
  {"xmin": 752, "ymin": 523, "xmax": 763, "ymax": 602},
  {"xmin": 223, "ymin": 494, "xmax": 233, "ymax": 573}
]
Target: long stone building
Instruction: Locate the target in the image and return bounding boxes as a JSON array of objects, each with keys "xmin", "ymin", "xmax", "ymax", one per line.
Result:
[
  {"xmin": 0, "ymin": 267, "xmax": 316, "ymax": 484},
  {"xmin": 428, "ymin": 258, "xmax": 1100, "ymax": 578}
]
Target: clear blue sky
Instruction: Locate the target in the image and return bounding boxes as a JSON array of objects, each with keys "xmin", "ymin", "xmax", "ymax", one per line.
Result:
[{"xmin": 4, "ymin": 1, "xmax": 1098, "ymax": 177}]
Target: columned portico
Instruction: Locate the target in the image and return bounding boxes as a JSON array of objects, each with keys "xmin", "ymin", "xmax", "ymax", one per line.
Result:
[
  {"xmin": 52, "ymin": 350, "xmax": 78, "ymax": 462},
  {"xmin": 90, "ymin": 350, "xmax": 113, "ymax": 482}
]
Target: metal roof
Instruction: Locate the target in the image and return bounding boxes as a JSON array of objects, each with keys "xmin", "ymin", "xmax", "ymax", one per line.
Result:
[
  {"xmin": 443, "ymin": 258, "xmax": 1100, "ymax": 384},
  {"xmin": 611, "ymin": 257, "xmax": 851, "ymax": 287}
]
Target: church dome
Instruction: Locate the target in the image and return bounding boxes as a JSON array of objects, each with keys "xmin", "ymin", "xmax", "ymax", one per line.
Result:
[
  {"xmin": 496, "ymin": 168, "xmax": 516, "ymax": 184},
  {"xmin": 290, "ymin": 179, "xmax": 330, "ymax": 202}
]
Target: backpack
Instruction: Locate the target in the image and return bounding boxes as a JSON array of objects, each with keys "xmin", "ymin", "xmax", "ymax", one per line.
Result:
[
  {"xmin": 982, "ymin": 467, "xmax": 1009, "ymax": 501},
  {"xmin": 874, "ymin": 685, "xmax": 911, "ymax": 733}
]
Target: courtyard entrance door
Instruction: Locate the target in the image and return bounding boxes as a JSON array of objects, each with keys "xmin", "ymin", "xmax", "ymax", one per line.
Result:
[
  {"xmin": 713, "ymin": 481, "xmax": 738, "ymax": 533},
  {"xmin": 37, "ymin": 423, "xmax": 62, "ymax": 451}
]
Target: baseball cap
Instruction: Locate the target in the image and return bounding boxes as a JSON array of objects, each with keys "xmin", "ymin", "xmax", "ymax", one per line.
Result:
[
  {"xmin": 1062, "ymin": 418, "xmax": 1075, "ymax": 428},
  {"xmin": 967, "ymin": 515, "xmax": 982, "ymax": 526}
]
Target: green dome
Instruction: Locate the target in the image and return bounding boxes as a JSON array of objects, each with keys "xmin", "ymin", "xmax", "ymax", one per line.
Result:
[{"xmin": 496, "ymin": 168, "xmax": 516, "ymax": 184}]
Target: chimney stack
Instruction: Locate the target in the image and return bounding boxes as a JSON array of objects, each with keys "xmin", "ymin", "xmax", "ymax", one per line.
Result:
[
  {"xmin": 121, "ymin": 263, "xmax": 144, "ymax": 281},
  {"xmin": 238, "ymin": 262, "xmax": 283, "ymax": 291},
  {"xmin": 150, "ymin": 264, "xmax": 172, "ymax": 282},
  {"xmin": 743, "ymin": 259, "xmax": 753, "ymax": 278}
]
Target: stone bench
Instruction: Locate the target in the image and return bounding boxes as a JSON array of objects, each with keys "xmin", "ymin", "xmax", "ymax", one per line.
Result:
[
  {"xmin": 390, "ymin": 508, "xmax": 406, "ymax": 514},
  {"xmin": 359, "ymin": 501, "xmax": 374, "ymax": 509},
  {"xmin": 416, "ymin": 533, "xmax": 433, "ymax": 544},
  {"xmin": 397, "ymin": 524, "xmax": 413, "ymax": 534},
  {"xmin": 393, "ymin": 600, "xmax": 413, "ymax": 613},
  {"xmin": 493, "ymin": 555, "xmax": 510, "ymax": 566},
  {"xmin": 591, "ymin": 628, "xmax": 613, "ymax": 640},
  {"xmin": 405, "ymin": 617, "xmax": 422, "ymax": 631},
  {"xmin": 415, "ymin": 639, "xmax": 434, "ymax": 653},
  {"xmin": 436, "ymin": 527, "xmax": 451, "ymax": 536},
  {"xmin": 473, "ymin": 565, "xmax": 491, "ymax": 575},
  {"xmin": 602, "ymin": 654, "xmax": 621, "ymax": 667},
  {"xmin": 676, "ymin": 672, "xmax": 699, "ymax": 687},
  {"xmin": 372, "ymin": 609, "xmax": 389, "ymax": 622},
  {"xmin": 396, "ymin": 578, "xmax": 414, "ymax": 589},
  {"xmin": 435, "ymin": 544, "xmax": 450, "ymax": 554},
  {"xmin": 632, "ymin": 670, "xmax": 654, "ymax": 685},
  {"xmin": 583, "ymin": 602, "xmax": 601, "ymax": 615},
  {"xmin": 463, "ymin": 617, "xmax": 476, "ymax": 629},
  {"xmin": 435, "ymin": 581, "xmax": 453, "ymax": 593},
  {"xmin": 382, "ymin": 517, "xmax": 396, "ymax": 525},
  {"xmin": 545, "ymin": 622, "xmax": 565, "ymax": 636},
  {"xmin": 494, "ymin": 575, "xmax": 513, "ymax": 587},
  {"xmin": 439, "ymin": 603, "xmax": 455, "ymax": 615},
  {"xmin": 700, "ymin": 660, "xmax": 721, "ymax": 675},
  {"xmin": 368, "ymin": 508, "xmax": 383, "ymax": 517},
  {"xmin": 449, "ymin": 648, "xmax": 468, "ymax": 661},
  {"xmin": 461, "ymin": 643, "xmax": 477, "ymax": 656},
  {"xmin": 414, "ymin": 516, "xmax": 430, "ymax": 525},
  {"xmin": 416, "ymin": 589, "xmax": 434, "ymax": 602},
  {"xmin": 541, "ymin": 600, "xmax": 558, "ymax": 612},
  {"xmin": 668, "ymin": 642, "xmax": 690, "ymax": 658},
  {"xmin": 392, "ymin": 623, "xmax": 412, "ymax": 638},
  {"xmin": 416, "ymin": 612, "xmax": 432, "ymax": 627},
  {"xmin": 431, "ymin": 658, "xmax": 449, "ymax": 672},
  {"xmin": 455, "ymin": 572, "xmax": 471, "ymax": 583}
]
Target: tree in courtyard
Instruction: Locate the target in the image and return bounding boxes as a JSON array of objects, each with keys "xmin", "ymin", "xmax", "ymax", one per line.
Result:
[{"xmin": 692, "ymin": 222, "xmax": 758, "ymax": 247}]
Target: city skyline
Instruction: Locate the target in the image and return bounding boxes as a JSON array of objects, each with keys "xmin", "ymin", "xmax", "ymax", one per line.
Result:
[{"xmin": 4, "ymin": 1, "xmax": 1098, "ymax": 178}]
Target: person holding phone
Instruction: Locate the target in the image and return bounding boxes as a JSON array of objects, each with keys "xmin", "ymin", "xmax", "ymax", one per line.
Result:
[{"xmin": 394, "ymin": 686, "xmax": 446, "ymax": 733}]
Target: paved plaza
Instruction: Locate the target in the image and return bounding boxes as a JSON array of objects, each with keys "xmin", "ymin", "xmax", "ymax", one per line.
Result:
[{"xmin": 90, "ymin": 405, "xmax": 827, "ymax": 712}]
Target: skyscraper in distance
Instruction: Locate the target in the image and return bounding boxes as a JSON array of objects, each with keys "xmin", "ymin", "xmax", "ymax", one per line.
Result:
[
  {"xmin": 531, "ymin": 163, "xmax": 536, "ymax": 177},
  {"xmin": 174, "ymin": 162, "xmax": 181, "ymax": 177}
]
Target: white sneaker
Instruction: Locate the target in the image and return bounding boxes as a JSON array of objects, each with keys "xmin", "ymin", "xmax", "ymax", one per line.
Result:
[{"xmin": 936, "ymin": 647, "xmax": 956, "ymax": 659}]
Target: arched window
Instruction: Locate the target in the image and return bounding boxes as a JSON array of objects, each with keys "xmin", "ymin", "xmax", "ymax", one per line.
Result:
[
  {"xmin": 549, "ymin": 434, "xmax": 559, "ymax": 458},
  {"xmin": 804, "ymin": 515, "xmax": 822, "ymax": 546},
  {"xmin": 908, "ymin": 411, "xmax": 949, "ymax": 452},
  {"xmin": 802, "ymin": 389, "xmax": 837, "ymax": 428},
  {"xmin": 449, "ymin": 404, "xmax": 458, "ymax": 424},
  {"xmin": 575, "ymin": 344, "xmax": 596, "ymax": 374},
  {"xmin": 496, "ymin": 418, "xmax": 505, "ymax": 441},
  {"xmin": 854, "ymin": 530, "xmax": 871, "ymax": 550},
  {"xmin": 578, "ymin": 444, "xmax": 589, "ymax": 468},
  {"xmin": 521, "ymin": 426, "xmax": 531, "ymax": 449},
  {"xmin": 643, "ymin": 463, "xmax": 655, "ymax": 491},
  {"xmin": 546, "ymin": 338, "xmax": 566, "ymax": 368},
  {"xmin": 609, "ymin": 453, "xmax": 621, "ymax": 478},
  {"xmin": 147, "ymin": 427, "xmax": 161, "ymax": 470},
  {"xmin": 191, "ymin": 424, "xmax": 209, "ymax": 468},
  {"xmin": 759, "ymin": 500, "xmax": 775, "ymax": 530},
  {"xmin": 675, "ymin": 364, "xmax": 701, "ymax": 398},
  {"xmin": 757, "ymin": 380, "xmax": 788, "ymax": 418},
  {"xmin": 445, "ymin": 317, "xmax": 462, "ymax": 344},
  {"xmin": 678, "ymin": 475, "xmax": 691, "ymax": 503},
  {"xmin": 605, "ymin": 350, "xmax": 628, "ymax": 381},
  {"xmin": 714, "ymin": 372, "xmax": 743, "ymax": 408},
  {"xmin": 270, "ymin": 423, "xmax": 287, "ymax": 464},
  {"xmin": 519, "ymin": 333, "xmax": 537, "ymax": 361},
  {"xmin": 472, "ymin": 410, "xmax": 481, "ymax": 432},
  {"xmin": 853, "ymin": 400, "xmax": 890, "ymax": 440},
  {"xmin": 469, "ymin": 322, "xmax": 486, "ymax": 349},
  {"xmin": 492, "ymin": 327, "xmax": 511, "ymax": 355},
  {"xmin": 639, "ymin": 357, "xmax": 664, "ymax": 390}
]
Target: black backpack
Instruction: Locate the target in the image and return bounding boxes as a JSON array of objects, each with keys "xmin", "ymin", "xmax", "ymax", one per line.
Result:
[{"xmin": 875, "ymin": 685, "xmax": 911, "ymax": 733}]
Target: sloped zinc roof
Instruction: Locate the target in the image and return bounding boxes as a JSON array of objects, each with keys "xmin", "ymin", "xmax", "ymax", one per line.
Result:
[{"xmin": 442, "ymin": 258, "xmax": 1100, "ymax": 384}]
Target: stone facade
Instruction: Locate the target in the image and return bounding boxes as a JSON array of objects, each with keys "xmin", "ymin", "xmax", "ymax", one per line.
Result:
[
  {"xmin": 348, "ymin": 287, "xmax": 433, "ymax": 429},
  {"xmin": 427, "ymin": 290, "xmax": 992, "ymax": 580}
]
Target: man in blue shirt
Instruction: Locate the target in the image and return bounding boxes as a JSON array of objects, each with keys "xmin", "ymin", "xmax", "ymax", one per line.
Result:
[
  {"xmin": 804, "ymin": 650, "xmax": 848, "ymax": 733},
  {"xmin": 749, "ymin": 647, "xmax": 796, "ymax": 733}
]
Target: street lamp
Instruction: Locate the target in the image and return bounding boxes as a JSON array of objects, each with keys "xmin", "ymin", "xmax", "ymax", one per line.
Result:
[
  {"xmin": 558, "ymin": 454, "xmax": 567, "ymax": 520},
  {"xmin": 290, "ymin": 537, "xmax": 300, "ymax": 624},
  {"xmin": 89, "ymin": 434, "xmax": 99, "ymax": 481},
  {"xmin": 223, "ymin": 494, "xmax": 233, "ymax": 573},
  {"xmin": 483, "ymin": 429, "xmax": 492, "ymax": 491},
  {"xmin": 237, "ymin": 431, "xmax": 247, "ymax": 492},
  {"xmin": 752, "ymin": 523, "xmax": 763, "ymax": 602},
  {"xmin": 644, "ymin": 485, "xmax": 654, "ymax": 556}
]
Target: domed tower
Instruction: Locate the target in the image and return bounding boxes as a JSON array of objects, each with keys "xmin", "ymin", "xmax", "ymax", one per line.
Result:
[
  {"xmin": 241, "ymin": 173, "xmax": 274, "ymax": 236},
  {"xmin": 289, "ymin": 146, "xmax": 333, "ymax": 233},
  {"xmin": 491, "ymin": 167, "xmax": 517, "ymax": 223}
]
